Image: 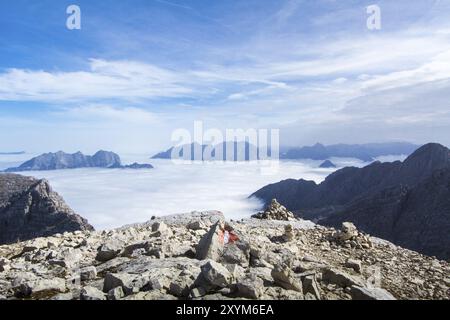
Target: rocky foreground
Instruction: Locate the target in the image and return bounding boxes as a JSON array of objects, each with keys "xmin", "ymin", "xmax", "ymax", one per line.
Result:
[{"xmin": 0, "ymin": 201, "xmax": 448, "ymax": 301}]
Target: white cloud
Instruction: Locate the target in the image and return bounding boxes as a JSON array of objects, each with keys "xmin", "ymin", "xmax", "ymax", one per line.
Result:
[
  {"xmin": 0, "ymin": 59, "xmax": 192, "ymax": 102},
  {"xmin": 20, "ymin": 159, "xmax": 336, "ymax": 229}
]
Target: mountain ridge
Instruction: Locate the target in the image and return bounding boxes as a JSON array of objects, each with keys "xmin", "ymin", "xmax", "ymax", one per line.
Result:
[
  {"xmin": 251, "ymin": 143, "xmax": 450, "ymax": 259},
  {"xmin": 4, "ymin": 151, "xmax": 153, "ymax": 172},
  {"xmin": 151, "ymin": 141, "xmax": 268, "ymax": 161},
  {"xmin": 281, "ymin": 142, "xmax": 419, "ymax": 162},
  {"xmin": 0, "ymin": 173, "xmax": 94, "ymax": 244}
]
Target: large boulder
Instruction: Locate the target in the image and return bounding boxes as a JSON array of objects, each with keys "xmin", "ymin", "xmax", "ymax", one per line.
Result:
[
  {"xmin": 103, "ymin": 272, "xmax": 149, "ymax": 295},
  {"xmin": 350, "ymin": 286, "xmax": 396, "ymax": 300},
  {"xmin": 196, "ymin": 221, "xmax": 225, "ymax": 261},
  {"xmin": 234, "ymin": 274, "xmax": 264, "ymax": 299},
  {"xmin": 14, "ymin": 277, "xmax": 66, "ymax": 298},
  {"xmin": 80, "ymin": 286, "xmax": 106, "ymax": 301},
  {"xmin": 322, "ymin": 267, "xmax": 365, "ymax": 288},
  {"xmin": 200, "ymin": 261, "xmax": 233, "ymax": 288},
  {"xmin": 96, "ymin": 239, "xmax": 125, "ymax": 262}
]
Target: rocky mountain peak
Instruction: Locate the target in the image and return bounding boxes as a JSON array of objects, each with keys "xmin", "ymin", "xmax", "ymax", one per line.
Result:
[
  {"xmin": 0, "ymin": 174, "xmax": 94, "ymax": 245},
  {"xmin": 402, "ymin": 143, "xmax": 449, "ymax": 170}
]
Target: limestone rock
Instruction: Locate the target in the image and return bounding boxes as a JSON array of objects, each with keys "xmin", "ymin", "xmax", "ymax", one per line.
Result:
[
  {"xmin": 282, "ymin": 224, "xmax": 295, "ymax": 242},
  {"xmin": 189, "ymin": 287, "xmax": 207, "ymax": 299},
  {"xmin": 338, "ymin": 222, "xmax": 358, "ymax": 241},
  {"xmin": 0, "ymin": 210, "xmax": 449, "ymax": 301},
  {"xmin": 350, "ymin": 286, "xmax": 396, "ymax": 300},
  {"xmin": 322, "ymin": 267, "xmax": 364, "ymax": 288},
  {"xmin": 151, "ymin": 221, "xmax": 173, "ymax": 237},
  {"xmin": 200, "ymin": 260, "xmax": 233, "ymax": 288},
  {"xmin": 107, "ymin": 287, "xmax": 125, "ymax": 300},
  {"xmin": 80, "ymin": 286, "xmax": 106, "ymax": 300},
  {"xmin": 96, "ymin": 240, "xmax": 124, "ymax": 262},
  {"xmin": 220, "ymin": 242, "xmax": 249, "ymax": 267},
  {"xmin": 271, "ymin": 265, "xmax": 303, "ymax": 292},
  {"xmin": 80, "ymin": 266, "xmax": 97, "ymax": 281},
  {"xmin": 345, "ymin": 259, "xmax": 362, "ymax": 273},
  {"xmin": 187, "ymin": 220, "xmax": 207, "ymax": 231},
  {"xmin": 103, "ymin": 272, "xmax": 148, "ymax": 295},
  {"xmin": 196, "ymin": 221, "xmax": 225, "ymax": 261},
  {"xmin": 14, "ymin": 278, "xmax": 66, "ymax": 298},
  {"xmin": 234, "ymin": 274, "xmax": 264, "ymax": 299},
  {"xmin": 302, "ymin": 275, "xmax": 321, "ymax": 300},
  {"xmin": 0, "ymin": 258, "xmax": 10, "ymax": 273}
]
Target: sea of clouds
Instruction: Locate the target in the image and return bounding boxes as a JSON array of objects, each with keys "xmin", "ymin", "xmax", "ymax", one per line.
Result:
[{"xmin": 0, "ymin": 153, "xmax": 405, "ymax": 230}]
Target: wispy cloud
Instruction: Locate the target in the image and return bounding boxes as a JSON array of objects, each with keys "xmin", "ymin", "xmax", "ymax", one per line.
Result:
[{"xmin": 0, "ymin": 59, "xmax": 192, "ymax": 102}]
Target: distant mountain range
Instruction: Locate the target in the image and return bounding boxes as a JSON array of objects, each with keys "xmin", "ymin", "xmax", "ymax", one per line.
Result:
[
  {"xmin": 151, "ymin": 141, "xmax": 272, "ymax": 161},
  {"xmin": 281, "ymin": 142, "xmax": 419, "ymax": 162},
  {"xmin": 251, "ymin": 143, "xmax": 450, "ymax": 260},
  {"xmin": 4, "ymin": 151, "xmax": 153, "ymax": 172},
  {"xmin": 153, "ymin": 142, "xmax": 419, "ymax": 162},
  {"xmin": 0, "ymin": 151, "xmax": 25, "ymax": 155}
]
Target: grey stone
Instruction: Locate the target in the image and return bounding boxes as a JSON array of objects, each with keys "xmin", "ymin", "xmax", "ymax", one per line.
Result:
[
  {"xmin": 302, "ymin": 275, "xmax": 321, "ymax": 300},
  {"xmin": 187, "ymin": 220, "xmax": 206, "ymax": 231},
  {"xmin": 201, "ymin": 260, "xmax": 233, "ymax": 288},
  {"xmin": 169, "ymin": 276, "xmax": 194, "ymax": 297},
  {"xmin": 0, "ymin": 258, "xmax": 10, "ymax": 272},
  {"xmin": 271, "ymin": 266, "xmax": 303, "ymax": 292},
  {"xmin": 80, "ymin": 266, "xmax": 97, "ymax": 281},
  {"xmin": 196, "ymin": 221, "xmax": 225, "ymax": 261},
  {"xmin": 15, "ymin": 278, "xmax": 66, "ymax": 298},
  {"xmin": 189, "ymin": 287, "xmax": 207, "ymax": 298},
  {"xmin": 96, "ymin": 240, "xmax": 124, "ymax": 262},
  {"xmin": 221, "ymin": 243, "xmax": 249, "ymax": 267},
  {"xmin": 345, "ymin": 259, "xmax": 362, "ymax": 273},
  {"xmin": 350, "ymin": 286, "xmax": 396, "ymax": 300},
  {"xmin": 107, "ymin": 287, "xmax": 125, "ymax": 300},
  {"xmin": 50, "ymin": 292, "xmax": 75, "ymax": 300},
  {"xmin": 103, "ymin": 272, "xmax": 148, "ymax": 295},
  {"xmin": 80, "ymin": 286, "xmax": 106, "ymax": 300},
  {"xmin": 235, "ymin": 274, "xmax": 264, "ymax": 299},
  {"xmin": 322, "ymin": 267, "xmax": 365, "ymax": 288}
]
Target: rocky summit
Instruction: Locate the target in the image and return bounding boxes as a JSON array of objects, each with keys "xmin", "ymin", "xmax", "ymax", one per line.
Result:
[
  {"xmin": 0, "ymin": 174, "xmax": 94, "ymax": 245},
  {"xmin": 251, "ymin": 199, "xmax": 296, "ymax": 221},
  {"xmin": 0, "ymin": 210, "xmax": 448, "ymax": 301}
]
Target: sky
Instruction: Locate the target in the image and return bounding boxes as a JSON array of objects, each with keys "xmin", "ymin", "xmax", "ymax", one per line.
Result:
[{"xmin": 0, "ymin": 0, "xmax": 450, "ymax": 154}]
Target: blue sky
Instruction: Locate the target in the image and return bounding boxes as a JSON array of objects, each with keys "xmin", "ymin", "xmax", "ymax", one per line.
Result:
[{"xmin": 0, "ymin": 0, "xmax": 449, "ymax": 153}]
